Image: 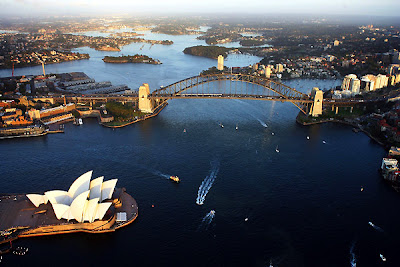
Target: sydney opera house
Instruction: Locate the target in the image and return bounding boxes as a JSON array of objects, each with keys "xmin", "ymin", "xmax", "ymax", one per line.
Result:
[{"xmin": 0, "ymin": 171, "xmax": 138, "ymax": 245}]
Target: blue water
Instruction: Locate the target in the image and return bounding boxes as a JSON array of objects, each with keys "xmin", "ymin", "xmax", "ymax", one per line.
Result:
[{"xmin": 0, "ymin": 31, "xmax": 397, "ymax": 267}]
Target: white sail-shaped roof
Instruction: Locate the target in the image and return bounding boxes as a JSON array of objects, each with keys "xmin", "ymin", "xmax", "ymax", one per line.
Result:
[
  {"xmin": 89, "ymin": 176, "xmax": 103, "ymax": 200},
  {"xmin": 70, "ymin": 190, "xmax": 89, "ymax": 223},
  {"xmin": 44, "ymin": 190, "xmax": 71, "ymax": 206},
  {"xmin": 26, "ymin": 194, "xmax": 48, "ymax": 207},
  {"xmin": 83, "ymin": 198, "xmax": 99, "ymax": 223},
  {"xmin": 94, "ymin": 202, "xmax": 112, "ymax": 221},
  {"xmin": 52, "ymin": 204, "xmax": 70, "ymax": 220},
  {"xmin": 100, "ymin": 179, "xmax": 118, "ymax": 202},
  {"xmin": 68, "ymin": 170, "xmax": 92, "ymax": 200},
  {"xmin": 62, "ymin": 208, "xmax": 74, "ymax": 221}
]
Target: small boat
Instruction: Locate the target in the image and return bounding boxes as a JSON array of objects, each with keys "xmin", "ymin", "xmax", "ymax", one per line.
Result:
[
  {"xmin": 78, "ymin": 118, "xmax": 83, "ymax": 125},
  {"xmin": 271, "ymin": 132, "xmax": 275, "ymax": 136},
  {"xmin": 369, "ymin": 221, "xmax": 375, "ymax": 227},
  {"xmin": 322, "ymin": 140, "xmax": 326, "ymax": 144},
  {"xmin": 275, "ymin": 145, "xmax": 279, "ymax": 153},
  {"xmin": 244, "ymin": 217, "xmax": 248, "ymax": 221},
  {"xmin": 183, "ymin": 129, "xmax": 186, "ymax": 133},
  {"xmin": 380, "ymin": 254, "xmax": 386, "ymax": 261},
  {"xmin": 210, "ymin": 210, "xmax": 215, "ymax": 215},
  {"xmin": 170, "ymin": 176, "xmax": 180, "ymax": 183},
  {"xmin": 307, "ymin": 136, "xmax": 310, "ymax": 140},
  {"xmin": 235, "ymin": 124, "xmax": 238, "ymax": 130},
  {"xmin": 219, "ymin": 123, "xmax": 224, "ymax": 128},
  {"xmin": 361, "ymin": 187, "xmax": 364, "ymax": 192}
]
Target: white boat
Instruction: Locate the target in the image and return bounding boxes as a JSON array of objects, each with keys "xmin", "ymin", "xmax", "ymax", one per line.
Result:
[
  {"xmin": 183, "ymin": 129, "xmax": 186, "ymax": 133},
  {"xmin": 275, "ymin": 145, "xmax": 279, "ymax": 153},
  {"xmin": 307, "ymin": 136, "xmax": 310, "ymax": 140},
  {"xmin": 380, "ymin": 254, "xmax": 386, "ymax": 261},
  {"xmin": 235, "ymin": 124, "xmax": 238, "ymax": 130},
  {"xmin": 219, "ymin": 123, "xmax": 224, "ymax": 128},
  {"xmin": 322, "ymin": 140, "xmax": 326, "ymax": 144},
  {"xmin": 368, "ymin": 221, "xmax": 375, "ymax": 227},
  {"xmin": 271, "ymin": 132, "xmax": 275, "ymax": 136},
  {"xmin": 78, "ymin": 118, "xmax": 83, "ymax": 125},
  {"xmin": 210, "ymin": 210, "xmax": 215, "ymax": 215}
]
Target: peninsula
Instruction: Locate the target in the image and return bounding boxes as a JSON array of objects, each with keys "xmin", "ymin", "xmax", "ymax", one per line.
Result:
[{"xmin": 0, "ymin": 171, "xmax": 138, "ymax": 248}]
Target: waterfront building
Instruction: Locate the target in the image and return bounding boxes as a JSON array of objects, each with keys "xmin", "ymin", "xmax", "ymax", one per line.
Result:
[
  {"xmin": 276, "ymin": 64, "xmax": 284, "ymax": 73},
  {"xmin": 361, "ymin": 76, "xmax": 375, "ymax": 91},
  {"xmin": 217, "ymin": 55, "xmax": 224, "ymax": 71},
  {"xmin": 341, "ymin": 74, "xmax": 358, "ymax": 91},
  {"xmin": 375, "ymin": 74, "xmax": 389, "ymax": 90},
  {"xmin": 27, "ymin": 170, "xmax": 118, "ymax": 223},
  {"xmin": 265, "ymin": 66, "xmax": 271, "ymax": 78},
  {"xmin": 362, "ymin": 74, "xmax": 377, "ymax": 90},
  {"xmin": 350, "ymin": 78, "xmax": 361, "ymax": 95}
]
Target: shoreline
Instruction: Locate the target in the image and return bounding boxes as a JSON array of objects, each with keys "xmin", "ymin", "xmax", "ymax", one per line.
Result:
[
  {"xmin": 296, "ymin": 113, "xmax": 386, "ymax": 147},
  {"xmin": 101, "ymin": 101, "xmax": 168, "ymax": 128},
  {"xmin": 0, "ymin": 188, "xmax": 138, "ymax": 250}
]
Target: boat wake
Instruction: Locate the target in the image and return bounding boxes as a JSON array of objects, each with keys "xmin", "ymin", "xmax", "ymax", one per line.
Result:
[
  {"xmin": 197, "ymin": 210, "xmax": 216, "ymax": 231},
  {"xmin": 150, "ymin": 170, "xmax": 171, "ymax": 179},
  {"xmin": 368, "ymin": 221, "xmax": 384, "ymax": 232},
  {"xmin": 257, "ymin": 119, "xmax": 268, "ymax": 128},
  {"xmin": 196, "ymin": 161, "xmax": 219, "ymax": 205},
  {"xmin": 350, "ymin": 241, "xmax": 356, "ymax": 267}
]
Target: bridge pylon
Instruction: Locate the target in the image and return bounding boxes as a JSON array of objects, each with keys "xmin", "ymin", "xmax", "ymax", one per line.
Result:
[
  {"xmin": 309, "ymin": 87, "xmax": 323, "ymax": 117},
  {"xmin": 139, "ymin": 83, "xmax": 154, "ymax": 113}
]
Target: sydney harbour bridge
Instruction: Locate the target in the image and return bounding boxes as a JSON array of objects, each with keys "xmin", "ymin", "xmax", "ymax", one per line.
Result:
[{"xmin": 67, "ymin": 73, "xmax": 364, "ymax": 117}]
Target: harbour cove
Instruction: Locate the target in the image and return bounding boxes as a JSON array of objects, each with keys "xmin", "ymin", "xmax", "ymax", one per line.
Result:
[{"xmin": 0, "ymin": 29, "xmax": 399, "ymax": 266}]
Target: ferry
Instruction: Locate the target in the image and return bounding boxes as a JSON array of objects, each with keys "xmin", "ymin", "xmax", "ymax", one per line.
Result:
[{"xmin": 170, "ymin": 176, "xmax": 180, "ymax": 183}]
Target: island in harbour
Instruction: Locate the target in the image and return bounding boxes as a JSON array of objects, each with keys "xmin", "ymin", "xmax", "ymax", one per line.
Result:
[
  {"xmin": 95, "ymin": 45, "xmax": 121, "ymax": 52},
  {"xmin": 102, "ymin": 54, "xmax": 162, "ymax": 64},
  {"xmin": 183, "ymin": 45, "xmax": 230, "ymax": 59}
]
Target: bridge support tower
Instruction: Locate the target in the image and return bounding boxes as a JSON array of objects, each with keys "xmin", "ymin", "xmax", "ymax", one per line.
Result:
[
  {"xmin": 139, "ymin": 83, "xmax": 154, "ymax": 113},
  {"xmin": 309, "ymin": 87, "xmax": 323, "ymax": 117}
]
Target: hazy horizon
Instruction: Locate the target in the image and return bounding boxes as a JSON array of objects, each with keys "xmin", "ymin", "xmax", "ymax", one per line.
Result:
[{"xmin": 1, "ymin": 0, "xmax": 399, "ymax": 18}]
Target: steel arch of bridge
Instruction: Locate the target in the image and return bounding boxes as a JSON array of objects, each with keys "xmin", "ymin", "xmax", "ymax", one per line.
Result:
[{"xmin": 149, "ymin": 74, "xmax": 312, "ymax": 114}]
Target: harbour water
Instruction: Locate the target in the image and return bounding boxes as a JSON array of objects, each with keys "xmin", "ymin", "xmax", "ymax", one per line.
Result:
[{"xmin": 0, "ymin": 30, "xmax": 398, "ymax": 266}]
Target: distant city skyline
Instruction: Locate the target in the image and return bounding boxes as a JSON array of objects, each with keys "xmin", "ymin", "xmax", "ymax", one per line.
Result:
[{"xmin": 0, "ymin": 0, "xmax": 399, "ymax": 17}]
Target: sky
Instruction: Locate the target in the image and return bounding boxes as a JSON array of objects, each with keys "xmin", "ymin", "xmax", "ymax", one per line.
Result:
[{"xmin": 0, "ymin": 0, "xmax": 399, "ymax": 17}]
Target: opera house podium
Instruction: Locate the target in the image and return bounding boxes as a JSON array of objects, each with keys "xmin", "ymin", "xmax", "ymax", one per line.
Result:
[{"xmin": 0, "ymin": 171, "xmax": 138, "ymax": 247}]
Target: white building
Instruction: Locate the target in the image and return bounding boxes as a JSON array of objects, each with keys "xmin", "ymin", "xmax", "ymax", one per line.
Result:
[
  {"xmin": 27, "ymin": 171, "xmax": 118, "ymax": 223},
  {"xmin": 341, "ymin": 74, "xmax": 358, "ymax": 91},
  {"xmin": 375, "ymin": 74, "xmax": 389, "ymax": 89},
  {"xmin": 361, "ymin": 76, "xmax": 375, "ymax": 92}
]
